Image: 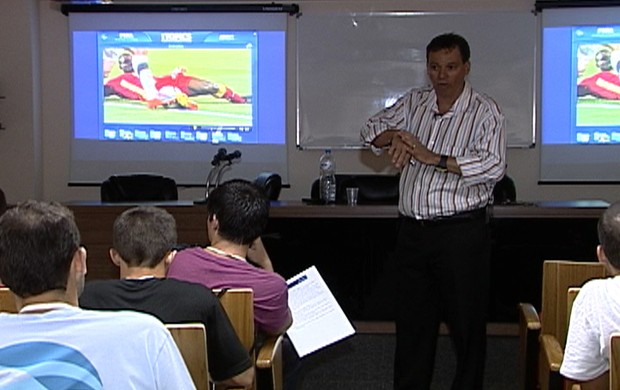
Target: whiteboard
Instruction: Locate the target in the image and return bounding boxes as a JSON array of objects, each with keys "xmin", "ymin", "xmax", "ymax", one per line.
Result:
[{"xmin": 296, "ymin": 11, "xmax": 537, "ymax": 149}]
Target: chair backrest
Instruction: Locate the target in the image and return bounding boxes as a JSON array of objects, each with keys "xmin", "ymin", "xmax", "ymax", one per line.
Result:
[
  {"xmin": 214, "ymin": 288, "xmax": 255, "ymax": 352},
  {"xmin": 255, "ymin": 172, "xmax": 282, "ymax": 201},
  {"xmin": 0, "ymin": 287, "xmax": 17, "ymax": 313},
  {"xmin": 610, "ymin": 332, "xmax": 620, "ymax": 389},
  {"xmin": 101, "ymin": 174, "xmax": 178, "ymax": 202},
  {"xmin": 213, "ymin": 288, "xmax": 284, "ymax": 390},
  {"xmin": 166, "ymin": 323, "xmax": 210, "ymax": 390},
  {"xmin": 566, "ymin": 287, "xmax": 581, "ymax": 330},
  {"xmin": 492, "ymin": 174, "xmax": 517, "ymax": 205},
  {"xmin": 541, "ymin": 261, "xmax": 607, "ymax": 348},
  {"xmin": 213, "ymin": 288, "xmax": 255, "ymax": 390}
]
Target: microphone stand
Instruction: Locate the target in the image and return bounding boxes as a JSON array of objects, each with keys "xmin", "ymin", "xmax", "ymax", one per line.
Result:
[{"xmin": 194, "ymin": 150, "xmax": 241, "ymax": 204}]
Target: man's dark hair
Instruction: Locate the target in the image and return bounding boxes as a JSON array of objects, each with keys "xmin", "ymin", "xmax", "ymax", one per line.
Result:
[
  {"xmin": 207, "ymin": 179, "xmax": 269, "ymax": 245},
  {"xmin": 112, "ymin": 206, "xmax": 177, "ymax": 268},
  {"xmin": 0, "ymin": 200, "xmax": 80, "ymax": 298},
  {"xmin": 426, "ymin": 33, "xmax": 471, "ymax": 63},
  {"xmin": 598, "ymin": 201, "xmax": 620, "ymax": 269}
]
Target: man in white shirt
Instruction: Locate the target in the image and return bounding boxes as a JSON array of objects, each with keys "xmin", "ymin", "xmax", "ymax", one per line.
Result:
[
  {"xmin": 0, "ymin": 200, "xmax": 195, "ymax": 389},
  {"xmin": 561, "ymin": 201, "xmax": 620, "ymax": 390}
]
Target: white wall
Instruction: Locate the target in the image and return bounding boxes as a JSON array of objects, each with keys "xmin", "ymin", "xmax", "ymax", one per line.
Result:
[{"xmin": 1, "ymin": 0, "xmax": 619, "ymax": 204}]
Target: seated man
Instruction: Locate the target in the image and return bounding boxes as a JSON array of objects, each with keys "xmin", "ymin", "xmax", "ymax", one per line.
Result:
[
  {"xmin": 168, "ymin": 179, "xmax": 292, "ymax": 335},
  {"xmin": 0, "ymin": 201, "xmax": 194, "ymax": 389},
  {"xmin": 561, "ymin": 201, "xmax": 620, "ymax": 390},
  {"xmin": 79, "ymin": 206, "xmax": 253, "ymax": 387},
  {"xmin": 167, "ymin": 179, "xmax": 298, "ymax": 388}
]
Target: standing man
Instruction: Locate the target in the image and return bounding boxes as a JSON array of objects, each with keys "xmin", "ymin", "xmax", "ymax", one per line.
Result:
[
  {"xmin": 361, "ymin": 33, "xmax": 506, "ymax": 389},
  {"xmin": 0, "ymin": 201, "xmax": 194, "ymax": 389}
]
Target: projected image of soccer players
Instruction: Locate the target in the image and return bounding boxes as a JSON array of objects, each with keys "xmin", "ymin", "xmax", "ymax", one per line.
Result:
[
  {"xmin": 575, "ymin": 43, "xmax": 620, "ymax": 130},
  {"xmin": 577, "ymin": 45, "xmax": 620, "ymax": 100},
  {"xmin": 101, "ymin": 46, "xmax": 252, "ymax": 130}
]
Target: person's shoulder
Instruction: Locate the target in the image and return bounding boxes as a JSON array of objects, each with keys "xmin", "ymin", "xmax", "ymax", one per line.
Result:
[
  {"xmin": 581, "ymin": 275, "xmax": 617, "ymax": 292},
  {"xmin": 162, "ymin": 278, "xmax": 217, "ymax": 298},
  {"xmin": 469, "ymin": 87, "xmax": 503, "ymax": 117},
  {"xmin": 254, "ymin": 269, "xmax": 288, "ymax": 292},
  {"xmin": 408, "ymin": 85, "xmax": 433, "ymax": 98},
  {"xmin": 174, "ymin": 246, "xmax": 206, "ymax": 261},
  {"xmin": 573, "ymin": 276, "xmax": 616, "ymax": 304},
  {"xmin": 80, "ymin": 306, "xmax": 161, "ymax": 323},
  {"xmin": 81, "ymin": 279, "xmax": 120, "ymax": 297}
]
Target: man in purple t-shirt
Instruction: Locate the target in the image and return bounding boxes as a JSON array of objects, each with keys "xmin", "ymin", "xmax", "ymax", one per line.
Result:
[{"xmin": 167, "ymin": 179, "xmax": 292, "ymax": 335}]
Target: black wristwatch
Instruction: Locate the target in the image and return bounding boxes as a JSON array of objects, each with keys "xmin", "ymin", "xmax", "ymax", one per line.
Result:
[{"xmin": 435, "ymin": 155, "xmax": 448, "ymax": 172}]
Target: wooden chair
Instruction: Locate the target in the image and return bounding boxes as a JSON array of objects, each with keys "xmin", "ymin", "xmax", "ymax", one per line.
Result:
[
  {"xmin": 214, "ymin": 288, "xmax": 284, "ymax": 390},
  {"xmin": 0, "ymin": 287, "xmax": 17, "ymax": 313},
  {"xmin": 566, "ymin": 287, "xmax": 580, "ymax": 329},
  {"xmin": 166, "ymin": 323, "xmax": 210, "ymax": 390},
  {"xmin": 610, "ymin": 332, "xmax": 620, "ymax": 389},
  {"xmin": 518, "ymin": 260, "xmax": 607, "ymax": 390}
]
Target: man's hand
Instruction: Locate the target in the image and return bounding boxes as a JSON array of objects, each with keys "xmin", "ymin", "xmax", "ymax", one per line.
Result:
[
  {"xmin": 246, "ymin": 237, "xmax": 274, "ymax": 272},
  {"xmin": 404, "ymin": 134, "xmax": 436, "ymax": 166},
  {"xmin": 387, "ymin": 131, "xmax": 415, "ymax": 169}
]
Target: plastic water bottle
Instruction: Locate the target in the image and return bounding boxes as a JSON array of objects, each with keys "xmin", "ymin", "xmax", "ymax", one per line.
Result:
[{"xmin": 319, "ymin": 149, "xmax": 336, "ymax": 204}]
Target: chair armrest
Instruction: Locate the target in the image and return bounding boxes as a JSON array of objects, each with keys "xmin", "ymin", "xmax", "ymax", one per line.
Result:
[
  {"xmin": 519, "ymin": 302, "xmax": 541, "ymax": 330},
  {"xmin": 255, "ymin": 334, "xmax": 284, "ymax": 390},
  {"xmin": 256, "ymin": 334, "xmax": 283, "ymax": 369},
  {"xmin": 518, "ymin": 303, "xmax": 541, "ymax": 390},
  {"xmin": 539, "ymin": 334, "xmax": 564, "ymax": 390}
]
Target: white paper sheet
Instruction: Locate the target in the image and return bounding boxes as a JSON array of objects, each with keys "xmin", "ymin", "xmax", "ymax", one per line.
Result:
[{"xmin": 286, "ymin": 266, "xmax": 356, "ymax": 357}]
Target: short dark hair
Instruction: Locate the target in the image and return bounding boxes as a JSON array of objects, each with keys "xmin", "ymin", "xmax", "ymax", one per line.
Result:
[
  {"xmin": 426, "ymin": 33, "xmax": 471, "ymax": 63},
  {"xmin": 0, "ymin": 200, "xmax": 80, "ymax": 297},
  {"xmin": 207, "ymin": 179, "xmax": 269, "ymax": 245},
  {"xmin": 112, "ymin": 206, "xmax": 177, "ymax": 268},
  {"xmin": 598, "ymin": 201, "xmax": 620, "ymax": 268}
]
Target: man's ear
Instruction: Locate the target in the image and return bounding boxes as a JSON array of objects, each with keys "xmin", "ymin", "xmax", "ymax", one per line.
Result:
[
  {"xmin": 598, "ymin": 245, "xmax": 606, "ymax": 262},
  {"xmin": 164, "ymin": 250, "xmax": 177, "ymax": 267},
  {"xmin": 73, "ymin": 246, "xmax": 88, "ymax": 276},
  {"xmin": 109, "ymin": 248, "xmax": 122, "ymax": 268},
  {"xmin": 208, "ymin": 213, "xmax": 219, "ymax": 231}
]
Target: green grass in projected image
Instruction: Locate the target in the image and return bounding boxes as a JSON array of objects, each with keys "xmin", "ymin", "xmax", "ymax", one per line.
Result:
[
  {"xmin": 103, "ymin": 48, "xmax": 252, "ymax": 127},
  {"xmin": 576, "ymin": 98, "xmax": 620, "ymax": 126}
]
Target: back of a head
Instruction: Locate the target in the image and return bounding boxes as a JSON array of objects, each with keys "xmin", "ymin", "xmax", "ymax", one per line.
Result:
[
  {"xmin": 426, "ymin": 32, "xmax": 471, "ymax": 63},
  {"xmin": 0, "ymin": 200, "xmax": 80, "ymax": 298},
  {"xmin": 113, "ymin": 206, "xmax": 177, "ymax": 268},
  {"xmin": 207, "ymin": 179, "xmax": 269, "ymax": 245},
  {"xmin": 598, "ymin": 201, "xmax": 620, "ymax": 269}
]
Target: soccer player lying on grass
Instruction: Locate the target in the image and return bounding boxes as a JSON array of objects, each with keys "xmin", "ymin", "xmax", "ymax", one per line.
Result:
[
  {"xmin": 104, "ymin": 49, "xmax": 250, "ymax": 110},
  {"xmin": 577, "ymin": 48, "xmax": 620, "ymax": 100}
]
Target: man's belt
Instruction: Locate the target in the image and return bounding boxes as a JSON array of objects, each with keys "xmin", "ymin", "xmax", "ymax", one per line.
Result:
[{"xmin": 403, "ymin": 207, "xmax": 488, "ymax": 227}]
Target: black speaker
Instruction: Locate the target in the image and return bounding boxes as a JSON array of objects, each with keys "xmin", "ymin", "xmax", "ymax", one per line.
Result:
[{"xmin": 255, "ymin": 172, "xmax": 282, "ymax": 201}]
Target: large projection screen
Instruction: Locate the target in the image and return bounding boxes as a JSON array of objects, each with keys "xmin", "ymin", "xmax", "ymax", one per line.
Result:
[
  {"xmin": 540, "ymin": 6, "xmax": 620, "ymax": 183},
  {"xmin": 66, "ymin": 10, "xmax": 289, "ymax": 186}
]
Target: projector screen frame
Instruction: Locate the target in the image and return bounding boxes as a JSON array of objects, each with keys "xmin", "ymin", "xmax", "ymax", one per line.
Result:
[
  {"xmin": 61, "ymin": 3, "xmax": 300, "ymax": 16},
  {"xmin": 63, "ymin": 4, "xmax": 297, "ymax": 188}
]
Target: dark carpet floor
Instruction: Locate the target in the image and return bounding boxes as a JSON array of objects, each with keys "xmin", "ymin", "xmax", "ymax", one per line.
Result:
[{"xmin": 297, "ymin": 333, "xmax": 519, "ymax": 390}]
